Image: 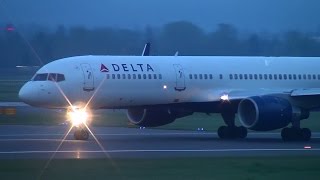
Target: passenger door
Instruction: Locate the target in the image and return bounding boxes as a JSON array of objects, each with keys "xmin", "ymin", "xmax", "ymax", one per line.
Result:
[
  {"xmin": 173, "ymin": 64, "xmax": 186, "ymax": 91},
  {"xmin": 80, "ymin": 63, "xmax": 95, "ymax": 91}
]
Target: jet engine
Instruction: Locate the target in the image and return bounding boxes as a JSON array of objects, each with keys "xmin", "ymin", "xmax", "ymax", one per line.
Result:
[
  {"xmin": 238, "ymin": 96, "xmax": 309, "ymax": 131},
  {"xmin": 127, "ymin": 108, "xmax": 193, "ymax": 127}
]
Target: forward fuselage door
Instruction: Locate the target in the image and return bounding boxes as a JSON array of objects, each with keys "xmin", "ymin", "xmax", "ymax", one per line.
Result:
[
  {"xmin": 173, "ymin": 64, "xmax": 186, "ymax": 91},
  {"xmin": 80, "ymin": 63, "xmax": 95, "ymax": 91}
]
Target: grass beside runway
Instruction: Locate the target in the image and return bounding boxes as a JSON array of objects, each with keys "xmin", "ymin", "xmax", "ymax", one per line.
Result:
[{"xmin": 0, "ymin": 156, "xmax": 319, "ymax": 180}]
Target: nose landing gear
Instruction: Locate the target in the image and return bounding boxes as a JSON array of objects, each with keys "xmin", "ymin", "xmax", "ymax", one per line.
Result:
[
  {"xmin": 66, "ymin": 105, "xmax": 91, "ymax": 140},
  {"xmin": 74, "ymin": 127, "xmax": 89, "ymax": 140}
]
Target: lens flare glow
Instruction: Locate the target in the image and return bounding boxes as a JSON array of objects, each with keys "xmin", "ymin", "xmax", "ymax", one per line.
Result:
[
  {"xmin": 67, "ymin": 107, "xmax": 91, "ymax": 127},
  {"xmin": 220, "ymin": 94, "xmax": 229, "ymax": 101}
]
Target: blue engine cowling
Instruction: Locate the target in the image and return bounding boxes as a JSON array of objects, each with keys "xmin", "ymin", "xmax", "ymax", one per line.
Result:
[
  {"xmin": 238, "ymin": 96, "xmax": 294, "ymax": 131},
  {"xmin": 127, "ymin": 108, "xmax": 193, "ymax": 127}
]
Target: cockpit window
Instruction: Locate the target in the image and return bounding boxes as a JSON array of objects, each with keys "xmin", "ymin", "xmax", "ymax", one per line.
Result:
[
  {"xmin": 48, "ymin": 73, "xmax": 57, "ymax": 81},
  {"xmin": 32, "ymin": 73, "xmax": 65, "ymax": 82},
  {"xmin": 56, "ymin": 74, "xmax": 65, "ymax": 82},
  {"xmin": 33, "ymin": 73, "xmax": 48, "ymax": 81}
]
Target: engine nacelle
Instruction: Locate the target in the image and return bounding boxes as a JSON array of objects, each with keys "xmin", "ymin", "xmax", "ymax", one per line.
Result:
[
  {"xmin": 127, "ymin": 108, "xmax": 193, "ymax": 127},
  {"xmin": 238, "ymin": 96, "xmax": 309, "ymax": 131}
]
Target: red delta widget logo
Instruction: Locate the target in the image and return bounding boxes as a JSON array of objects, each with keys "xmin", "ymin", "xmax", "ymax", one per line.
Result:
[{"xmin": 100, "ymin": 63, "xmax": 154, "ymax": 72}]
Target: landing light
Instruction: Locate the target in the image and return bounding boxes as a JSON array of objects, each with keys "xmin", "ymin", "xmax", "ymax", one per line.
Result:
[
  {"xmin": 220, "ymin": 94, "xmax": 229, "ymax": 101},
  {"xmin": 67, "ymin": 108, "xmax": 90, "ymax": 127},
  {"xmin": 163, "ymin": 85, "xmax": 167, "ymax": 89}
]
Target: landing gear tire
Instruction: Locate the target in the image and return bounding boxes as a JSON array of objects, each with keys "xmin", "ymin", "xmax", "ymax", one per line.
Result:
[
  {"xmin": 218, "ymin": 126, "xmax": 247, "ymax": 139},
  {"xmin": 237, "ymin": 126, "xmax": 248, "ymax": 139},
  {"xmin": 74, "ymin": 129, "xmax": 89, "ymax": 140},
  {"xmin": 281, "ymin": 127, "xmax": 311, "ymax": 141},
  {"xmin": 301, "ymin": 128, "xmax": 311, "ymax": 141}
]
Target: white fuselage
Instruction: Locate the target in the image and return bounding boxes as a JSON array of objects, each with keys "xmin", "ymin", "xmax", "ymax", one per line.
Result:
[{"xmin": 19, "ymin": 56, "xmax": 320, "ymax": 111}]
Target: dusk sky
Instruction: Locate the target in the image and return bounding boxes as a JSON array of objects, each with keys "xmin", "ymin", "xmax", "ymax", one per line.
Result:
[{"xmin": 0, "ymin": 0, "xmax": 319, "ymax": 32}]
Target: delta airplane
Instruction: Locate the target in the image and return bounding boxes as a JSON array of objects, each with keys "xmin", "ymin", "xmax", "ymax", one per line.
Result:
[{"xmin": 18, "ymin": 50, "xmax": 320, "ymax": 141}]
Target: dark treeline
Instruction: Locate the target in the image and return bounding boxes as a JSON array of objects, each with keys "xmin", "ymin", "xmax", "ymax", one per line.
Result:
[{"xmin": 0, "ymin": 21, "xmax": 320, "ymax": 67}]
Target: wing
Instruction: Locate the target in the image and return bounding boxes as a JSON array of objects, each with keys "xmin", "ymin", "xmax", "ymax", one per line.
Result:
[
  {"xmin": 208, "ymin": 88, "xmax": 291, "ymax": 102},
  {"xmin": 291, "ymin": 88, "xmax": 320, "ymax": 97},
  {"xmin": 213, "ymin": 88, "xmax": 320, "ymax": 111},
  {"xmin": 0, "ymin": 102, "xmax": 30, "ymax": 107}
]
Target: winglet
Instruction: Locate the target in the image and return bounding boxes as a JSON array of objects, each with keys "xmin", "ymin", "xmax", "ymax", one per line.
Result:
[{"xmin": 142, "ymin": 42, "xmax": 151, "ymax": 56}]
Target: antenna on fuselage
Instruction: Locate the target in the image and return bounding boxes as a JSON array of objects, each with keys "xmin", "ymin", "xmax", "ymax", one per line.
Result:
[{"xmin": 142, "ymin": 42, "xmax": 151, "ymax": 56}]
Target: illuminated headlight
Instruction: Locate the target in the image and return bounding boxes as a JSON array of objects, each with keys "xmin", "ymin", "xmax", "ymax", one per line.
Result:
[
  {"xmin": 220, "ymin": 94, "xmax": 229, "ymax": 101},
  {"xmin": 67, "ymin": 107, "xmax": 90, "ymax": 127}
]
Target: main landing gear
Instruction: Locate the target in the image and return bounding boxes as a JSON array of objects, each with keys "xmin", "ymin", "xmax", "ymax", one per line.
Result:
[
  {"xmin": 280, "ymin": 111, "xmax": 312, "ymax": 141},
  {"xmin": 74, "ymin": 127, "xmax": 89, "ymax": 140},
  {"xmin": 281, "ymin": 120, "xmax": 311, "ymax": 141},
  {"xmin": 217, "ymin": 111, "xmax": 248, "ymax": 139}
]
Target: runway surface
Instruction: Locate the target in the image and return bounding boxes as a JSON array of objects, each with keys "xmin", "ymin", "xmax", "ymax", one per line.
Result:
[{"xmin": 0, "ymin": 125, "xmax": 320, "ymax": 159}]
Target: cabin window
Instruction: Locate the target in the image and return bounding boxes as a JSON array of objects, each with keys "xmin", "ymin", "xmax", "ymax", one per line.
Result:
[
  {"xmin": 204, "ymin": 74, "xmax": 208, "ymax": 79},
  {"xmin": 209, "ymin": 74, "xmax": 213, "ymax": 79},
  {"xmin": 284, "ymin": 74, "xmax": 287, "ymax": 80},
  {"xmin": 159, "ymin": 74, "xmax": 162, "ymax": 79},
  {"xmin": 194, "ymin": 74, "xmax": 198, "ymax": 79},
  {"xmin": 128, "ymin": 74, "xmax": 131, "ymax": 79},
  {"xmin": 269, "ymin": 74, "xmax": 273, "ymax": 80},
  {"xmin": 122, "ymin": 74, "xmax": 126, "ymax": 79},
  {"xmin": 154, "ymin": 74, "xmax": 157, "ymax": 79},
  {"xmin": 244, "ymin": 74, "xmax": 248, "ymax": 80},
  {"xmin": 117, "ymin": 74, "xmax": 121, "ymax": 79},
  {"xmin": 189, "ymin": 74, "xmax": 192, "ymax": 79},
  {"xmin": 229, "ymin": 74, "xmax": 233, "ymax": 80},
  {"xmin": 249, "ymin": 74, "xmax": 253, "ymax": 80},
  {"xmin": 293, "ymin": 74, "xmax": 296, "ymax": 80},
  {"xmin": 274, "ymin": 74, "xmax": 277, "ymax": 80},
  {"xmin": 133, "ymin": 74, "xmax": 136, "ymax": 79},
  {"xmin": 199, "ymin": 74, "xmax": 203, "ymax": 79}
]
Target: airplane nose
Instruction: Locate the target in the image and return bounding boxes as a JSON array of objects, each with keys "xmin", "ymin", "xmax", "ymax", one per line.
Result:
[{"xmin": 19, "ymin": 82, "xmax": 37, "ymax": 105}]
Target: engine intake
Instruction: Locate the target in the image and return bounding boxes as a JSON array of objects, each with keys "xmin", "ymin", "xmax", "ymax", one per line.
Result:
[{"xmin": 238, "ymin": 96, "xmax": 308, "ymax": 131}]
